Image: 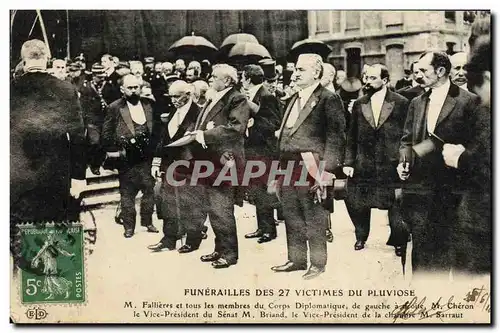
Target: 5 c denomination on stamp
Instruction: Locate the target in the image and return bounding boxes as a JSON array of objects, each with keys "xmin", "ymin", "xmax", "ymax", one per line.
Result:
[{"xmin": 18, "ymin": 223, "xmax": 85, "ymax": 304}]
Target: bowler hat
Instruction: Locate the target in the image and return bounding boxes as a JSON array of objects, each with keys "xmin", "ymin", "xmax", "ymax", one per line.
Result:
[{"xmin": 259, "ymin": 59, "xmax": 279, "ymax": 81}]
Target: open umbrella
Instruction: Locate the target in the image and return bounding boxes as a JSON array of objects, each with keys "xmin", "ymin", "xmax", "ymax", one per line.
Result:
[
  {"xmin": 221, "ymin": 33, "xmax": 258, "ymax": 51},
  {"xmin": 288, "ymin": 38, "xmax": 332, "ymax": 62},
  {"xmin": 169, "ymin": 32, "xmax": 218, "ymax": 61},
  {"xmin": 228, "ymin": 42, "xmax": 272, "ymax": 67},
  {"xmin": 219, "ymin": 33, "xmax": 259, "ymax": 61}
]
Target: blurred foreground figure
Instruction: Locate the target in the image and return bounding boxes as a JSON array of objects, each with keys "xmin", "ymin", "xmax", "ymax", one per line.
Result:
[{"xmin": 11, "ymin": 39, "xmax": 87, "ymax": 225}]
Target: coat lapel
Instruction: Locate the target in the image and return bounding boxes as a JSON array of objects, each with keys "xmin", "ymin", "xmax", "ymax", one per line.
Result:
[
  {"xmin": 143, "ymin": 102, "xmax": 153, "ymax": 133},
  {"xmin": 119, "ymin": 102, "xmax": 135, "ymax": 136},
  {"xmin": 435, "ymin": 94, "xmax": 457, "ymax": 129},
  {"xmin": 289, "ymin": 85, "xmax": 322, "ymax": 136},
  {"xmin": 203, "ymin": 88, "xmax": 235, "ymax": 126},
  {"xmin": 171, "ymin": 103, "xmax": 199, "ymax": 141},
  {"xmin": 361, "ymin": 102, "xmax": 376, "ymax": 129},
  {"xmin": 376, "ymin": 97, "xmax": 395, "ymax": 129},
  {"xmin": 278, "ymin": 93, "xmax": 298, "ymax": 142},
  {"xmin": 195, "ymin": 101, "xmax": 210, "ymax": 130}
]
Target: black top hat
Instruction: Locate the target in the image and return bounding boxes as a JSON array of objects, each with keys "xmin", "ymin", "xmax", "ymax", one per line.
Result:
[
  {"xmin": 404, "ymin": 69, "xmax": 412, "ymax": 75},
  {"xmin": 259, "ymin": 59, "xmax": 279, "ymax": 81}
]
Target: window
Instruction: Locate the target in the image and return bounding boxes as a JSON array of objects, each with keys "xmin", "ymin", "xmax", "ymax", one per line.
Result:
[
  {"xmin": 316, "ymin": 11, "xmax": 330, "ymax": 33},
  {"xmin": 445, "ymin": 11, "xmax": 456, "ymax": 23},
  {"xmin": 346, "ymin": 11, "xmax": 360, "ymax": 31},
  {"xmin": 383, "ymin": 11, "xmax": 403, "ymax": 31}
]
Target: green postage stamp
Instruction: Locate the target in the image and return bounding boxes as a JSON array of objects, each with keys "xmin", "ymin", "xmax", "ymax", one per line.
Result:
[{"xmin": 18, "ymin": 223, "xmax": 85, "ymax": 304}]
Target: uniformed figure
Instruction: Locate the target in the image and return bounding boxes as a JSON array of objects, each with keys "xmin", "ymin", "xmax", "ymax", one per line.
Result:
[
  {"xmin": 79, "ymin": 63, "xmax": 109, "ymax": 175},
  {"xmin": 102, "ymin": 74, "xmax": 161, "ymax": 238},
  {"xmin": 68, "ymin": 62, "xmax": 85, "ymax": 90},
  {"xmin": 101, "ymin": 54, "xmax": 122, "ymax": 105}
]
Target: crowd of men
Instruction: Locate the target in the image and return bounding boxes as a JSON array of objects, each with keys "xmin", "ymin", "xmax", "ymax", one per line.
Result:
[{"xmin": 10, "ymin": 15, "xmax": 490, "ymax": 280}]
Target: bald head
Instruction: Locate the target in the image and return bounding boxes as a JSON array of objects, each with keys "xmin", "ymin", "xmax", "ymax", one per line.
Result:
[
  {"xmin": 450, "ymin": 52, "xmax": 468, "ymax": 86},
  {"xmin": 320, "ymin": 63, "xmax": 336, "ymax": 87}
]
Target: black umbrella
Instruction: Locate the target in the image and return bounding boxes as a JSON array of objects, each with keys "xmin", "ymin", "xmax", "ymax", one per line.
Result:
[
  {"xmin": 168, "ymin": 33, "xmax": 218, "ymax": 61},
  {"xmin": 227, "ymin": 42, "xmax": 272, "ymax": 68},
  {"xmin": 288, "ymin": 38, "xmax": 332, "ymax": 62},
  {"xmin": 220, "ymin": 33, "xmax": 259, "ymax": 55}
]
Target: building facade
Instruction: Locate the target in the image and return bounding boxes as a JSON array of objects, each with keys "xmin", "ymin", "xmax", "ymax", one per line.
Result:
[{"xmin": 308, "ymin": 11, "xmax": 475, "ymax": 86}]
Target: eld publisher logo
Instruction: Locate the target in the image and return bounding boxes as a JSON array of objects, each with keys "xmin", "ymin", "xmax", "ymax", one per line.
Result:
[{"xmin": 25, "ymin": 307, "xmax": 47, "ymax": 320}]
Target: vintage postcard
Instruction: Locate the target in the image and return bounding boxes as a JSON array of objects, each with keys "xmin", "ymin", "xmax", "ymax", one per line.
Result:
[{"xmin": 10, "ymin": 9, "xmax": 491, "ymax": 324}]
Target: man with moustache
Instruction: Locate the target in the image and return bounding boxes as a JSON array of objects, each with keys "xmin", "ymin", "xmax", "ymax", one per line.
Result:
[
  {"xmin": 343, "ymin": 64, "xmax": 409, "ymax": 254},
  {"xmin": 272, "ymin": 54, "xmax": 345, "ymax": 280},
  {"xmin": 397, "ymin": 61, "xmax": 427, "ymax": 101},
  {"xmin": 101, "ymin": 54, "xmax": 122, "ymax": 105},
  {"xmin": 148, "ymin": 80, "xmax": 203, "ymax": 253},
  {"xmin": 395, "ymin": 69, "xmax": 413, "ymax": 91},
  {"xmin": 449, "ymin": 52, "xmax": 469, "ymax": 91},
  {"xmin": 102, "ymin": 74, "xmax": 160, "ymax": 238},
  {"xmin": 79, "ymin": 63, "xmax": 109, "ymax": 175},
  {"xmin": 241, "ymin": 64, "xmax": 282, "ymax": 244},
  {"xmin": 398, "ymin": 51, "xmax": 480, "ymax": 276},
  {"xmin": 174, "ymin": 59, "xmax": 187, "ymax": 78},
  {"xmin": 444, "ymin": 39, "xmax": 491, "ymax": 276},
  {"xmin": 188, "ymin": 64, "xmax": 251, "ymax": 268}
]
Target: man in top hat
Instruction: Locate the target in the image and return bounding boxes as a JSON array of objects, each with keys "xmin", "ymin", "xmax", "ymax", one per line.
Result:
[
  {"xmin": 79, "ymin": 63, "xmax": 109, "ymax": 175},
  {"xmin": 398, "ymin": 51, "xmax": 480, "ymax": 277},
  {"xmin": 259, "ymin": 59, "xmax": 279, "ymax": 96},
  {"xmin": 272, "ymin": 54, "xmax": 346, "ymax": 280},
  {"xmin": 395, "ymin": 69, "xmax": 413, "ymax": 91},
  {"xmin": 449, "ymin": 52, "xmax": 469, "ymax": 91},
  {"xmin": 241, "ymin": 64, "xmax": 282, "ymax": 244},
  {"xmin": 344, "ymin": 64, "xmax": 409, "ymax": 254},
  {"xmin": 142, "ymin": 57, "xmax": 156, "ymax": 83}
]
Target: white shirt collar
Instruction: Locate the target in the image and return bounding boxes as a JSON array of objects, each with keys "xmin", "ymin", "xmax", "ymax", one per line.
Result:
[
  {"xmin": 210, "ymin": 86, "xmax": 232, "ymax": 106},
  {"xmin": 371, "ymin": 85, "xmax": 387, "ymax": 102},
  {"xmin": 298, "ymin": 82, "xmax": 320, "ymax": 101},
  {"xmin": 248, "ymin": 84, "xmax": 263, "ymax": 101},
  {"xmin": 458, "ymin": 83, "xmax": 469, "ymax": 92},
  {"xmin": 324, "ymin": 83, "xmax": 336, "ymax": 93},
  {"xmin": 430, "ymin": 79, "xmax": 451, "ymax": 99},
  {"xmin": 176, "ymin": 99, "xmax": 192, "ymax": 116},
  {"xmin": 126, "ymin": 100, "xmax": 146, "ymax": 125}
]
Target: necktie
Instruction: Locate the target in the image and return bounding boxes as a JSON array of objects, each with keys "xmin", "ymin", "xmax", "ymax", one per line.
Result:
[
  {"xmin": 285, "ymin": 96, "xmax": 302, "ymax": 128},
  {"xmin": 426, "ymin": 89, "xmax": 441, "ymax": 133}
]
